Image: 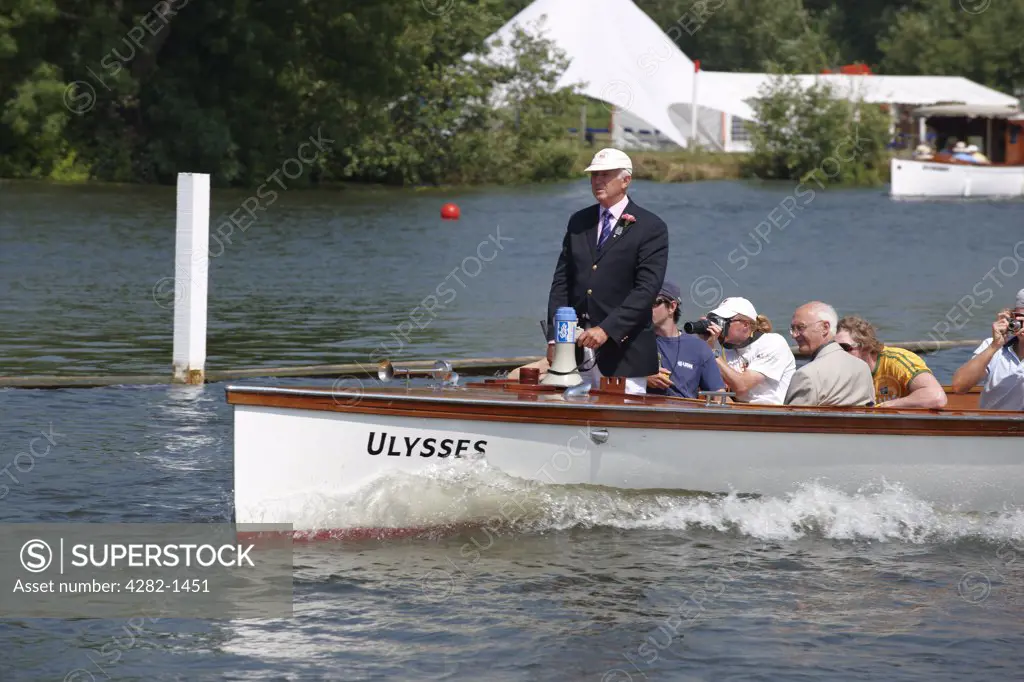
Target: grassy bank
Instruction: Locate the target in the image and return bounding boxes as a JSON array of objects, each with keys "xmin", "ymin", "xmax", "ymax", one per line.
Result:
[
  {"xmin": 559, "ymin": 100, "xmax": 749, "ymax": 184},
  {"xmin": 572, "ymin": 146, "xmax": 749, "ymax": 183},
  {"xmin": 630, "ymin": 149, "xmax": 749, "ymax": 182},
  {"xmin": 573, "ymin": 145, "xmax": 896, "ymax": 185}
]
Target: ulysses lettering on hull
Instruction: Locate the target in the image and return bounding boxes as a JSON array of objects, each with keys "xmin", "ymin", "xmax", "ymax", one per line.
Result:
[{"xmin": 366, "ymin": 431, "xmax": 487, "ymax": 457}]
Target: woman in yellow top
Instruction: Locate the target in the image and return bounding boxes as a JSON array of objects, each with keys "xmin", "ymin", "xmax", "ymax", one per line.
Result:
[
  {"xmin": 834, "ymin": 316, "xmax": 948, "ymax": 409},
  {"xmin": 966, "ymin": 144, "xmax": 991, "ymax": 164}
]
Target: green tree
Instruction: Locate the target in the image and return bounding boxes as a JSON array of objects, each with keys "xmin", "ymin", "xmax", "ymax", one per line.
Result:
[
  {"xmin": 802, "ymin": 0, "xmax": 916, "ymax": 68},
  {"xmin": 345, "ymin": 20, "xmax": 580, "ymax": 185},
  {"xmin": 636, "ymin": 0, "xmax": 839, "ymax": 72},
  {"xmin": 879, "ymin": 0, "xmax": 1024, "ymax": 96},
  {"xmin": 0, "ymin": 0, "xmax": 562, "ymax": 186},
  {"xmin": 15, "ymin": 0, "xmax": 1019, "ymax": 188},
  {"xmin": 743, "ymin": 74, "xmax": 892, "ymax": 185},
  {"xmin": 0, "ymin": 0, "xmax": 70, "ymax": 178}
]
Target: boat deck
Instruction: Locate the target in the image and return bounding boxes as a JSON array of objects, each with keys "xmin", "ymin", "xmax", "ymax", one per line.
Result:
[
  {"xmin": 227, "ymin": 378, "xmax": 987, "ymax": 411},
  {"xmin": 225, "ymin": 381, "xmax": 1023, "ymax": 437}
]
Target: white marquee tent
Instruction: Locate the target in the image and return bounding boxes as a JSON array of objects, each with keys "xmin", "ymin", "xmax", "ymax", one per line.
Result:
[{"xmin": 485, "ymin": 0, "xmax": 1021, "ymax": 152}]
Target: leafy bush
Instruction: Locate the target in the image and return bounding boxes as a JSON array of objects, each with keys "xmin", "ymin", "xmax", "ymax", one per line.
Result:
[
  {"xmin": 742, "ymin": 74, "xmax": 892, "ymax": 186},
  {"xmin": 347, "ymin": 21, "xmax": 582, "ymax": 186}
]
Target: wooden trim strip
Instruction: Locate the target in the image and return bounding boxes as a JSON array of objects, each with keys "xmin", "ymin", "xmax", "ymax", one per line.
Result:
[{"xmin": 225, "ymin": 386, "xmax": 1024, "ymax": 438}]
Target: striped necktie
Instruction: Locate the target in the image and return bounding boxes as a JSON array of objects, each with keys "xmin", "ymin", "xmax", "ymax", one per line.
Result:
[{"xmin": 597, "ymin": 209, "xmax": 613, "ymax": 250}]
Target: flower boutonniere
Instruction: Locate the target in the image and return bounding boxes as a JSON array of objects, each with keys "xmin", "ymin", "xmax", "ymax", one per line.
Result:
[{"xmin": 614, "ymin": 213, "xmax": 637, "ymax": 238}]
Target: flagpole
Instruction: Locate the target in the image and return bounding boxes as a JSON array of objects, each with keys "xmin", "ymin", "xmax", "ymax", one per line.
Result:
[{"xmin": 691, "ymin": 59, "xmax": 700, "ymax": 147}]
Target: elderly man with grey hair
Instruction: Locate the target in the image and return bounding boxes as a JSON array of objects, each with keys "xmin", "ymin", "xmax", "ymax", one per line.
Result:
[
  {"xmin": 784, "ymin": 300, "xmax": 874, "ymax": 407},
  {"xmin": 545, "ymin": 147, "xmax": 669, "ymax": 394}
]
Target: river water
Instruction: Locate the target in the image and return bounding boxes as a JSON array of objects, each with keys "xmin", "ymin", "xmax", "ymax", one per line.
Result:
[{"xmin": 2, "ymin": 179, "xmax": 1023, "ymax": 681}]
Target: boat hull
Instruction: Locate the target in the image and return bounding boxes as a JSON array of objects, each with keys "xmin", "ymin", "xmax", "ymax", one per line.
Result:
[
  {"xmin": 890, "ymin": 157, "xmax": 1024, "ymax": 198},
  {"xmin": 231, "ymin": 388, "xmax": 1024, "ymax": 529}
]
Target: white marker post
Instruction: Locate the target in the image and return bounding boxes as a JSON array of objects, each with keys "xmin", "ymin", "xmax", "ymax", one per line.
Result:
[
  {"xmin": 690, "ymin": 59, "xmax": 700, "ymax": 148},
  {"xmin": 172, "ymin": 172, "xmax": 210, "ymax": 384}
]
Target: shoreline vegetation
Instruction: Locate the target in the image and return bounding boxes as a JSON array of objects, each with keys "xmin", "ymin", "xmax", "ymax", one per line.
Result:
[
  {"xmin": 3, "ymin": 1, "xmax": 1015, "ymax": 191},
  {"xmin": 1, "ymin": 145, "xmax": 895, "ymax": 190}
]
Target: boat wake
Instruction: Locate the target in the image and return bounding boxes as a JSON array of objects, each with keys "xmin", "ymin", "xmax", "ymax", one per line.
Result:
[{"xmin": 245, "ymin": 460, "xmax": 1024, "ymax": 545}]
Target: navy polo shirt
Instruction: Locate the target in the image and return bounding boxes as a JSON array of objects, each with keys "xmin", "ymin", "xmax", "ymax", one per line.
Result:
[{"xmin": 651, "ymin": 333, "xmax": 726, "ymax": 398}]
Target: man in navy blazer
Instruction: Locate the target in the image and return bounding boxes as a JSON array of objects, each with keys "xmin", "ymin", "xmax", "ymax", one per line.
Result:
[{"xmin": 546, "ymin": 148, "xmax": 669, "ymax": 393}]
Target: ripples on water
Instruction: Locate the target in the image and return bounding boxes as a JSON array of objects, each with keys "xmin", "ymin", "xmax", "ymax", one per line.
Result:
[
  {"xmin": 2, "ymin": 179, "xmax": 1024, "ymax": 376},
  {"xmin": 2, "ymin": 180, "xmax": 1024, "ymax": 680},
  {"xmin": 3, "ymin": 380, "xmax": 1024, "ymax": 680}
]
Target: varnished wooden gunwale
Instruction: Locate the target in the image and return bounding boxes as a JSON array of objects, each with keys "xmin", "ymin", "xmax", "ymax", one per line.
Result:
[
  {"xmin": 225, "ymin": 383, "xmax": 1024, "ymax": 438},
  {"xmin": 942, "ymin": 387, "xmax": 981, "ymax": 411}
]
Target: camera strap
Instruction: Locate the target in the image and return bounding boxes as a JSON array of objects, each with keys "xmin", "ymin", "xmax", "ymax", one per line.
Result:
[{"xmin": 722, "ymin": 331, "xmax": 762, "ymax": 351}]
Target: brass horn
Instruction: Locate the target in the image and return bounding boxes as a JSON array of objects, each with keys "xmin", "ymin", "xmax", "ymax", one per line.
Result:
[{"xmin": 377, "ymin": 359, "xmax": 456, "ymax": 386}]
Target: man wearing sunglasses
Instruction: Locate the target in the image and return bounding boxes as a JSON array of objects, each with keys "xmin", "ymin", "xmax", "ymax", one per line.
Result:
[
  {"xmin": 835, "ymin": 316, "xmax": 947, "ymax": 409},
  {"xmin": 647, "ymin": 281, "xmax": 725, "ymax": 398},
  {"xmin": 951, "ymin": 289, "xmax": 1024, "ymax": 410},
  {"xmin": 784, "ymin": 301, "xmax": 874, "ymax": 407}
]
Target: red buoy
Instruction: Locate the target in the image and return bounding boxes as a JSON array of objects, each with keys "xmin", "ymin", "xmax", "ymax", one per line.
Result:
[{"xmin": 441, "ymin": 202, "xmax": 461, "ymax": 220}]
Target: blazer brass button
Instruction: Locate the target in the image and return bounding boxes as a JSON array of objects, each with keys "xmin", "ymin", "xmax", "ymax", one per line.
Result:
[
  {"xmin": 592, "ymin": 264, "xmax": 597, "ymax": 270},
  {"xmin": 587, "ymin": 289, "xmax": 592, "ymax": 295}
]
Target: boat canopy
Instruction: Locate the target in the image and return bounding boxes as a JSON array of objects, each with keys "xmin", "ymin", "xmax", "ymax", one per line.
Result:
[
  {"xmin": 483, "ymin": 0, "xmax": 1022, "ymax": 149},
  {"xmin": 912, "ymin": 103, "xmax": 1024, "ymax": 119}
]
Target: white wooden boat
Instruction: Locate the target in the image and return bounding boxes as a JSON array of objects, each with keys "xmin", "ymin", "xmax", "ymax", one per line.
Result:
[
  {"xmin": 892, "ymin": 103, "xmax": 1024, "ymax": 198},
  {"xmin": 226, "ymin": 364, "xmax": 1024, "ymax": 536},
  {"xmin": 890, "ymin": 157, "xmax": 1024, "ymax": 198}
]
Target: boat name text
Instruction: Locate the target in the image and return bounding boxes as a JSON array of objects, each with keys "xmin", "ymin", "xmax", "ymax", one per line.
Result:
[{"xmin": 367, "ymin": 432, "xmax": 486, "ymax": 458}]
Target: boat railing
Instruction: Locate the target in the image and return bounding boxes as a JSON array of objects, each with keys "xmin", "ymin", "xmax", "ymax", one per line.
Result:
[{"xmin": 699, "ymin": 390, "xmax": 736, "ymax": 407}]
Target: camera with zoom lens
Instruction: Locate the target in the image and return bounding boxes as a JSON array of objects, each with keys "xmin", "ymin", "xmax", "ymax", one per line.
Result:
[
  {"xmin": 1009, "ymin": 318, "xmax": 1023, "ymax": 334},
  {"xmin": 683, "ymin": 312, "xmax": 728, "ymax": 336}
]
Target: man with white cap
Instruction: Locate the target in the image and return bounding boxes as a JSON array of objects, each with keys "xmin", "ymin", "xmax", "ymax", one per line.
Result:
[
  {"xmin": 951, "ymin": 289, "xmax": 1024, "ymax": 410},
  {"xmin": 699, "ymin": 296, "xmax": 795, "ymax": 405},
  {"xmin": 546, "ymin": 147, "xmax": 669, "ymax": 394}
]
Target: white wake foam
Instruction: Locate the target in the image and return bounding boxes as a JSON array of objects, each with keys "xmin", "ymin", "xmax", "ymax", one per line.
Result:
[{"xmin": 245, "ymin": 461, "xmax": 1024, "ymax": 544}]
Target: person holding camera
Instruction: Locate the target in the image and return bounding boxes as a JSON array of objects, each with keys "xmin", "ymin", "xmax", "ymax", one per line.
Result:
[
  {"xmin": 689, "ymin": 296, "xmax": 796, "ymax": 405},
  {"xmin": 646, "ymin": 281, "xmax": 726, "ymax": 398},
  {"xmin": 951, "ymin": 289, "xmax": 1024, "ymax": 410}
]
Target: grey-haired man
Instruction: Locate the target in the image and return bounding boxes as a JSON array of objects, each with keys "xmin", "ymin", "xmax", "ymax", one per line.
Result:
[{"xmin": 545, "ymin": 147, "xmax": 669, "ymax": 394}]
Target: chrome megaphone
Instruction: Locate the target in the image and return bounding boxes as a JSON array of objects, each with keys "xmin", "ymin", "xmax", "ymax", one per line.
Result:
[{"xmin": 540, "ymin": 306, "xmax": 583, "ymax": 388}]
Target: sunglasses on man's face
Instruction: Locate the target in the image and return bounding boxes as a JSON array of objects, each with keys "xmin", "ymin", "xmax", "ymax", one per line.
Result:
[
  {"xmin": 654, "ymin": 298, "xmax": 673, "ymax": 308},
  {"xmin": 838, "ymin": 342, "xmax": 860, "ymax": 352}
]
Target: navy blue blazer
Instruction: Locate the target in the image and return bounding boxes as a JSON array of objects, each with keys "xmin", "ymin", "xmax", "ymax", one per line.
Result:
[{"xmin": 546, "ymin": 198, "xmax": 669, "ymax": 378}]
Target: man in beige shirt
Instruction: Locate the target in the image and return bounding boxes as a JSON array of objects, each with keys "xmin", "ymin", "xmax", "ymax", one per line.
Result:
[{"xmin": 784, "ymin": 301, "xmax": 875, "ymax": 407}]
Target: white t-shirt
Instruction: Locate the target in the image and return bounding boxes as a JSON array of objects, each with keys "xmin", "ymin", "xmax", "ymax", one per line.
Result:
[
  {"xmin": 971, "ymin": 338, "xmax": 1024, "ymax": 410},
  {"xmin": 722, "ymin": 332, "xmax": 796, "ymax": 405}
]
